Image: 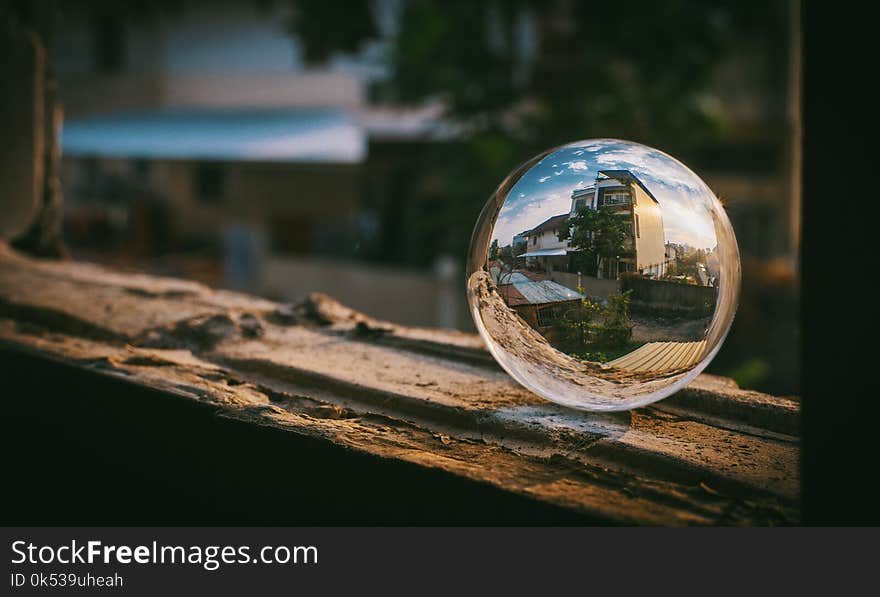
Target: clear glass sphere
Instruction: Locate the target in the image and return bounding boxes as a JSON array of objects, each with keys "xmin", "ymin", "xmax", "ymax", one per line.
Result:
[{"xmin": 467, "ymin": 139, "xmax": 740, "ymax": 411}]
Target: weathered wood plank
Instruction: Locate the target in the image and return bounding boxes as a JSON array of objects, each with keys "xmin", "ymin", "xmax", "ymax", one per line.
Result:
[{"xmin": 0, "ymin": 242, "xmax": 799, "ymax": 524}]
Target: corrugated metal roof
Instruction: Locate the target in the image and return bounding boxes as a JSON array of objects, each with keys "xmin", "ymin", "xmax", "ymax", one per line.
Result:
[
  {"xmin": 511, "ymin": 279, "xmax": 585, "ymax": 305},
  {"xmin": 62, "ymin": 108, "xmax": 366, "ymax": 163},
  {"xmin": 506, "ymin": 273, "xmax": 531, "ymax": 284},
  {"xmin": 499, "ymin": 283, "xmax": 528, "ymax": 306}
]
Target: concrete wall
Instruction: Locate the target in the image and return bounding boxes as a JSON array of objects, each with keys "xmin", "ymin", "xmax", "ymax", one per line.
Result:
[
  {"xmin": 550, "ymin": 272, "xmax": 619, "ymax": 300},
  {"xmin": 62, "ymin": 156, "xmax": 362, "ymax": 252},
  {"xmin": 261, "ymin": 256, "xmax": 473, "ymax": 331},
  {"xmin": 529, "ymin": 228, "xmax": 566, "ymax": 251},
  {"xmin": 621, "ymin": 276, "xmax": 717, "ymax": 315},
  {"xmin": 53, "ymin": 3, "xmax": 368, "ymax": 118},
  {"xmin": 60, "ymin": 72, "xmax": 365, "ymax": 118},
  {"xmin": 631, "ymin": 183, "xmax": 666, "ymax": 270}
]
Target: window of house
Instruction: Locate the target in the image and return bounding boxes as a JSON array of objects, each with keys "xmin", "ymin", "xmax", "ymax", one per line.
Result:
[
  {"xmin": 532, "ymin": 237, "xmax": 537, "ymax": 245},
  {"xmin": 536, "ymin": 306, "xmax": 563, "ymax": 327},
  {"xmin": 603, "ymin": 191, "xmax": 630, "ymax": 206},
  {"xmin": 194, "ymin": 163, "xmax": 226, "ymax": 205}
]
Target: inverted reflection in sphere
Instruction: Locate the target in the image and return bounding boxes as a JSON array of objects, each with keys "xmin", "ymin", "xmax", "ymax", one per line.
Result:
[{"xmin": 467, "ymin": 140, "xmax": 740, "ymax": 411}]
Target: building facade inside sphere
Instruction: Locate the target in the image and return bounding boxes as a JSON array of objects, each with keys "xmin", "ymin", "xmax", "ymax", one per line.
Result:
[{"xmin": 518, "ymin": 170, "xmax": 671, "ymax": 279}]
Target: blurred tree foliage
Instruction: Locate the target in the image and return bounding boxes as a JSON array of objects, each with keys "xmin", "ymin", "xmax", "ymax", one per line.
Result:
[
  {"xmin": 288, "ymin": 0, "xmax": 787, "ymax": 267},
  {"xmin": 286, "ymin": 0, "xmax": 378, "ymax": 63}
]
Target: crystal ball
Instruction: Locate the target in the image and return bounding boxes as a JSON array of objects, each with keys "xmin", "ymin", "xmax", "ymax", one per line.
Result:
[{"xmin": 467, "ymin": 139, "xmax": 740, "ymax": 411}]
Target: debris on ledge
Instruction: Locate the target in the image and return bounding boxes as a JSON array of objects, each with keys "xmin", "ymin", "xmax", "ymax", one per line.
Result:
[{"xmin": 0, "ymin": 242, "xmax": 799, "ymax": 524}]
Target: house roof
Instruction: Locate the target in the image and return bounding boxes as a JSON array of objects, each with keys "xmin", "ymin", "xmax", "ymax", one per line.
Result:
[
  {"xmin": 528, "ymin": 213, "xmax": 569, "ymax": 235},
  {"xmin": 62, "ymin": 107, "xmax": 366, "ymax": 163},
  {"xmin": 499, "ymin": 275, "xmax": 585, "ymax": 306},
  {"xmin": 571, "ymin": 186, "xmax": 595, "ymax": 199},
  {"xmin": 597, "ymin": 170, "xmax": 659, "ymax": 204}
]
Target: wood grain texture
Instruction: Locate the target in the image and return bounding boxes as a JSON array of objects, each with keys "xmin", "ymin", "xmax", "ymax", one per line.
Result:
[{"xmin": 0, "ymin": 242, "xmax": 799, "ymax": 524}]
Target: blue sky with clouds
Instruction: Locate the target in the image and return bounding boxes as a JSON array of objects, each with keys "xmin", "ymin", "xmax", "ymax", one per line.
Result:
[{"xmin": 493, "ymin": 139, "xmax": 720, "ymax": 251}]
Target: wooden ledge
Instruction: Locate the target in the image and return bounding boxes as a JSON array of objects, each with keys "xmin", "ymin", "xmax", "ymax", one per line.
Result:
[{"xmin": 0, "ymin": 243, "xmax": 799, "ymax": 524}]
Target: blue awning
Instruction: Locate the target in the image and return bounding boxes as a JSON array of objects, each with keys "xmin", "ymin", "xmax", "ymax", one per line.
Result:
[{"xmin": 61, "ymin": 107, "xmax": 366, "ymax": 163}]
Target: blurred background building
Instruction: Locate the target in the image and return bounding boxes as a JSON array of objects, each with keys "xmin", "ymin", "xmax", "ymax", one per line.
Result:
[{"xmin": 46, "ymin": 0, "xmax": 798, "ymax": 395}]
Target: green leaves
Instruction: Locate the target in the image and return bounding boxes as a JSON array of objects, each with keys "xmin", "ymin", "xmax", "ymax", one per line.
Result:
[
  {"xmin": 282, "ymin": 0, "xmax": 787, "ymax": 268},
  {"xmin": 553, "ymin": 290, "xmax": 635, "ymax": 359},
  {"xmin": 286, "ymin": 0, "xmax": 378, "ymax": 64},
  {"xmin": 559, "ymin": 206, "xmax": 629, "ymax": 264}
]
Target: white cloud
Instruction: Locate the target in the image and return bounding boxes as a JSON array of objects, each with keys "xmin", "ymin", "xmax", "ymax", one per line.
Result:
[
  {"xmin": 593, "ymin": 145, "xmax": 702, "ymax": 193},
  {"xmin": 493, "ymin": 192, "xmax": 570, "ymax": 248},
  {"xmin": 492, "ymin": 139, "xmax": 722, "ymax": 252}
]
